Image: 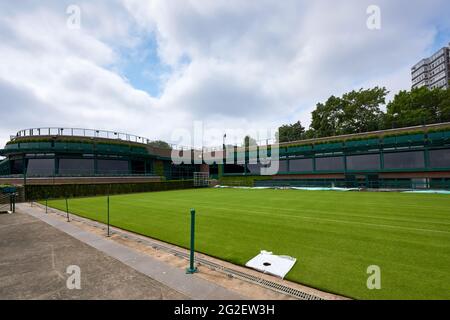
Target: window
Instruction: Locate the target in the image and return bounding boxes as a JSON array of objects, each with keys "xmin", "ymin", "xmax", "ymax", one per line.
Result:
[
  {"xmin": 59, "ymin": 158, "xmax": 94, "ymax": 175},
  {"xmin": 383, "ymin": 151, "xmax": 425, "ymax": 169},
  {"xmin": 429, "ymin": 149, "xmax": 450, "ymax": 168},
  {"xmin": 289, "ymin": 158, "xmax": 313, "ymax": 172},
  {"xmin": 315, "ymin": 156, "xmax": 344, "ymax": 171},
  {"xmin": 347, "ymin": 154, "xmax": 380, "ymax": 170},
  {"xmin": 27, "ymin": 159, "xmax": 54, "ymax": 176},
  {"xmin": 97, "ymin": 159, "xmax": 129, "ymax": 174}
]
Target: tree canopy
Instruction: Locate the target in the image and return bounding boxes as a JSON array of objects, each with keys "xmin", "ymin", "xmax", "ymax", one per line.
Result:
[
  {"xmin": 278, "ymin": 85, "xmax": 450, "ymax": 143},
  {"xmin": 148, "ymin": 140, "xmax": 172, "ymax": 149},
  {"xmin": 244, "ymin": 135, "xmax": 257, "ymax": 146},
  {"xmin": 310, "ymin": 87, "xmax": 387, "ymax": 138},
  {"xmin": 278, "ymin": 121, "xmax": 306, "ymax": 142},
  {"xmin": 384, "ymin": 86, "xmax": 450, "ymax": 128}
]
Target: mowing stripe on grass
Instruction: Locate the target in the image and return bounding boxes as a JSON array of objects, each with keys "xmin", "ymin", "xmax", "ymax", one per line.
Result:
[{"xmin": 45, "ymin": 188, "xmax": 450, "ymax": 300}]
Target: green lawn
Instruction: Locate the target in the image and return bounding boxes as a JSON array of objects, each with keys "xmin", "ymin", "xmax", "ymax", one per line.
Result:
[{"xmin": 45, "ymin": 188, "xmax": 450, "ymax": 299}]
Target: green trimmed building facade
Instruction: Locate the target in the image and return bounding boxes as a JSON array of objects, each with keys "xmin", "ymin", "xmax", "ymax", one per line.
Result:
[
  {"xmin": 0, "ymin": 128, "xmax": 198, "ymax": 182},
  {"xmin": 222, "ymin": 122, "xmax": 450, "ymax": 189},
  {"xmin": 1, "ymin": 123, "xmax": 450, "ymax": 189}
]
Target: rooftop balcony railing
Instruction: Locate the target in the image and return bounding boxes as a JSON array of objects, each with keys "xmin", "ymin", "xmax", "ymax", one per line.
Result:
[
  {"xmin": 9, "ymin": 127, "xmax": 277, "ymax": 152},
  {"xmin": 10, "ymin": 127, "xmax": 194, "ymax": 150},
  {"xmin": 10, "ymin": 122, "xmax": 449, "ymax": 155}
]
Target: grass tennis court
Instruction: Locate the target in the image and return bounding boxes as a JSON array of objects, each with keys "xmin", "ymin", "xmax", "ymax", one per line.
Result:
[{"xmin": 44, "ymin": 188, "xmax": 450, "ymax": 299}]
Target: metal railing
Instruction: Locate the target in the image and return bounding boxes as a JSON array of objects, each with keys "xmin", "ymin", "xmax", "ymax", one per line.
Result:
[
  {"xmin": 13, "ymin": 127, "xmax": 147, "ymax": 142},
  {"xmin": 11, "ymin": 122, "xmax": 450, "ymax": 155},
  {"xmin": 11, "ymin": 127, "xmax": 193, "ymax": 150},
  {"xmin": 10, "ymin": 127, "xmax": 278, "ymax": 152},
  {"xmin": 0, "ymin": 193, "xmax": 17, "ymax": 212}
]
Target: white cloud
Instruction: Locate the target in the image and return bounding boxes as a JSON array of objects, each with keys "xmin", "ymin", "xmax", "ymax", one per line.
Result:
[
  {"xmin": 0, "ymin": 0, "xmax": 449, "ymax": 149},
  {"xmin": 125, "ymin": 0, "xmax": 450, "ymax": 127}
]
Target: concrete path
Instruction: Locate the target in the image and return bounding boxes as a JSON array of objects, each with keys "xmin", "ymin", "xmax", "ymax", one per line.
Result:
[
  {"xmin": 0, "ymin": 211, "xmax": 186, "ymax": 299},
  {"xmin": 16, "ymin": 204, "xmax": 244, "ymax": 300}
]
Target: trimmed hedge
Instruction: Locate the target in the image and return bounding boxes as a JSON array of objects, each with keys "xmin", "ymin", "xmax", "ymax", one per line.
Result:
[
  {"xmin": 278, "ymin": 126, "xmax": 450, "ymax": 149},
  {"xmin": 6, "ymin": 136, "xmax": 147, "ymax": 148},
  {"xmin": 219, "ymin": 175, "xmax": 271, "ymax": 187},
  {"xmin": 25, "ymin": 180, "xmax": 194, "ymax": 200},
  {"xmin": 154, "ymin": 160, "xmax": 165, "ymax": 176}
]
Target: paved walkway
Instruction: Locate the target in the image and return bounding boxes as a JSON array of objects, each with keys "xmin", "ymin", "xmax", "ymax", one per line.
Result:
[
  {"xmin": 15, "ymin": 204, "xmax": 244, "ymax": 300},
  {"xmin": 0, "ymin": 211, "xmax": 185, "ymax": 299}
]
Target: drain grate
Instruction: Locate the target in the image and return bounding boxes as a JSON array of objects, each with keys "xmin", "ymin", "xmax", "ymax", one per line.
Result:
[{"xmin": 41, "ymin": 204, "xmax": 323, "ymax": 300}]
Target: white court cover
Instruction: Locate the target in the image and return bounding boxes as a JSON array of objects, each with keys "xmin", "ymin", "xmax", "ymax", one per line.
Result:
[{"xmin": 245, "ymin": 250, "xmax": 297, "ymax": 279}]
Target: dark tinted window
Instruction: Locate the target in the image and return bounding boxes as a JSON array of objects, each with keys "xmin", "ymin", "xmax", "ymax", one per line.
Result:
[
  {"xmin": 59, "ymin": 159, "xmax": 94, "ymax": 175},
  {"xmin": 11, "ymin": 159, "xmax": 24, "ymax": 174},
  {"xmin": 429, "ymin": 149, "xmax": 450, "ymax": 168},
  {"xmin": 383, "ymin": 151, "xmax": 424, "ymax": 169},
  {"xmin": 27, "ymin": 159, "xmax": 54, "ymax": 176},
  {"xmin": 347, "ymin": 154, "xmax": 380, "ymax": 170},
  {"xmin": 97, "ymin": 159, "xmax": 129, "ymax": 174},
  {"xmin": 278, "ymin": 160, "xmax": 288, "ymax": 172},
  {"xmin": 289, "ymin": 158, "xmax": 313, "ymax": 172},
  {"xmin": 224, "ymin": 164, "xmax": 245, "ymax": 174},
  {"xmin": 315, "ymin": 156, "xmax": 344, "ymax": 171}
]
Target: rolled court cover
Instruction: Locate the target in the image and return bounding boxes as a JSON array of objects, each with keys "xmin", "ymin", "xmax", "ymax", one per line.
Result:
[{"xmin": 245, "ymin": 250, "xmax": 297, "ymax": 279}]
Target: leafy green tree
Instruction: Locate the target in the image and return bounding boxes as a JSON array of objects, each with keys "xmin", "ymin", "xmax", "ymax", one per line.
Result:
[
  {"xmin": 384, "ymin": 87, "xmax": 443, "ymax": 128},
  {"xmin": 148, "ymin": 140, "xmax": 172, "ymax": 149},
  {"xmin": 310, "ymin": 95, "xmax": 344, "ymax": 137},
  {"xmin": 244, "ymin": 135, "xmax": 257, "ymax": 147},
  {"xmin": 303, "ymin": 129, "xmax": 317, "ymax": 139},
  {"xmin": 340, "ymin": 87, "xmax": 387, "ymax": 133},
  {"xmin": 310, "ymin": 87, "xmax": 387, "ymax": 137},
  {"xmin": 278, "ymin": 121, "xmax": 306, "ymax": 142},
  {"xmin": 277, "ymin": 84, "xmax": 449, "ymax": 142},
  {"xmin": 438, "ymin": 86, "xmax": 450, "ymax": 123}
]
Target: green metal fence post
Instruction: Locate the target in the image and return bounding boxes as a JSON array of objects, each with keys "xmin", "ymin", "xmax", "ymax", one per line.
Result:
[
  {"xmin": 107, "ymin": 194, "xmax": 110, "ymax": 237},
  {"xmin": 65, "ymin": 198, "xmax": 70, "ymax": 222},
  {"xmin": 45, "ymin": 197, "xmax": 48, "ymax": 214},
  {"xmin": 186, "ymin": 208, "xmax": 198, "ymax": 274}
]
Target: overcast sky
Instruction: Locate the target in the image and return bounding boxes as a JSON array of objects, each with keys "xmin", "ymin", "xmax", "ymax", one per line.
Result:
[{"xmin": 0, "ymin": 0, "xmax": 449, "ymax": 147}]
